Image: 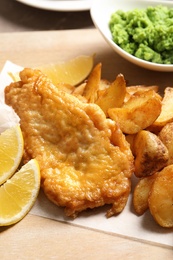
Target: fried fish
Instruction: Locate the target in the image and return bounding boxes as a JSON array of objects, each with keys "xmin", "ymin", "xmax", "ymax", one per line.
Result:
[{"xmin": 5, "ymin": 68, "xmax": 134, "ymax": 218}]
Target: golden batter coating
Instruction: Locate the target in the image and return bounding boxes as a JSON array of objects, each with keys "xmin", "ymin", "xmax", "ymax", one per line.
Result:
[{"xmin": 5, "ymin": 68, "xmax": 134, "ymax": 218}]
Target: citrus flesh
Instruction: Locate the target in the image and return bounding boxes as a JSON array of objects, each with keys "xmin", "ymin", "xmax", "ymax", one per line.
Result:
[
  {"xmin": 38, "ymin": 55, "xmax": 94, "ymax": 86},
  {"xmin": 0, "ymin": 159, "xmax": 40, "ymax": 226},
  {"xmin": 0, "ymin": 125, "xmax": 24, "ymax": 185}
]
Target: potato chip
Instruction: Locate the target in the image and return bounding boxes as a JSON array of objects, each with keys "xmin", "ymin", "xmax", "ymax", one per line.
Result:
[
  {"xmin": 159, "ymin": 122, "xmax": 173, "ymax": 165},
  {"xmin": 125, "ymin": 85, "xmax": 159, "ymax": 103},
  {"xmin": 133, "ymin": 130, "xmax": 169, "ymax": 177},
  {"xmin": 149, "ymin": 87, "xmax": 173, "ymax": 133},
  {"xmin": 108, "ymin": 90, "xmax": 162, "ymax": 134},
  {"xmin": 133, "ymin": 173, "xmax": 157, "ymax": 215},
  {"xmin": 148, "ymin": 165, "xmax": 173, "ymax": 227},
  {"xmin": 125, "ymin": 134, "xmax": 136, "ymax": 155},
  {"xmin": 82, "ymin": 63, "xmax": 101, "ymax": 103},
  {"xmin": 95, "ymin": 74, "xmax": 126, "ymax": 115}
]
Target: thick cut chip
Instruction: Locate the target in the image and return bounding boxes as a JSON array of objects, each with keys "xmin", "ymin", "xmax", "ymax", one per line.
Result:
[
  {"xmin": 149, "ymin": 87, "xmax": 173, "ymax": 133},
  {"xmin": 148, "ymin": 165, "xmax": 173, "ymax": 227},
  {"xmin": 82, "ymin": 63, "xmax": 101, "ymax": 103},
  {"xmin": 125, "ymin": 85, "xmax": 159, "ymax": 103},
  {"xmin": 5, "ymin": 68, "xmax": 134, "ymax": 218},
  {"xmin": 72, "ymin": 79, "xmax": 111, "ymax": 101},
  {"xmin": 108, "ymin": 90, "xmax": 162, "ymax": 134},
  {"xmin": 159, "ymin": 122, "xmax": 173, "ymax": 165},
  {"xmin": 133, "ymin": 130, "xmax": 169, "ymax": 178},
  {"xmin": 133, "ymin": 173, "xmax": 157, "ymax": 215},
  {"xmin": 95, "ymin": 74, "xmax": 126, "ymax": 115},
  {"xmin": 125, "ymin": 134, "xmax": 136, "ymax": 155}
]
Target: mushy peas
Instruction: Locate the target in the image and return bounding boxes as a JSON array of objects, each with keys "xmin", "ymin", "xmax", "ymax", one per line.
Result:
[{"xmin": 109, "ymin": 5, "xmax": 173, "ymax": 64}]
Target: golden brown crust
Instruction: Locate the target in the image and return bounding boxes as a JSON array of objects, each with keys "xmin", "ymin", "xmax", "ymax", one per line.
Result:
[{"xmin": 5, "ymin": 68, "xmax": 134, "ymax": 218}]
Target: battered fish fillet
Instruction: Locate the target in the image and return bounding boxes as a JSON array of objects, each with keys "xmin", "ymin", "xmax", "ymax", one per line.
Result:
[{"xmin": 5, "ymin": 68, "xmax": 134, "ymax": 218}]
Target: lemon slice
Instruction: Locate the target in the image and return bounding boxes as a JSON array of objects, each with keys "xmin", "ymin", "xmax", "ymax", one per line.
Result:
[
  {"xmin": 0, "ymin": 125, "xmax": 24, "ymax": 185},
  {"xmin": 0, "ymin": 159, "xmax": 40, "ymax": 226},
  {"xmin": 38, "ymin": 55, "xmax": 94, "ymax": 86}
]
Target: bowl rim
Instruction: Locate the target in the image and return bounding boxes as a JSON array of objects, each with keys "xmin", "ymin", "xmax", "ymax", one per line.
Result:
[{"xmin": 90, "ymin": 0, "xmax": 173, "ymax": 72}]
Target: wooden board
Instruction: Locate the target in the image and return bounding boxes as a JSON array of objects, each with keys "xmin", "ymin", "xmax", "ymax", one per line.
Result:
[
  {"xmin": 1, "ymin": 29, "xmax": 173, "ymax": 91},
  {"xmin": 0, "ymin": 29, "xmax": 173, "ymax": 259}
]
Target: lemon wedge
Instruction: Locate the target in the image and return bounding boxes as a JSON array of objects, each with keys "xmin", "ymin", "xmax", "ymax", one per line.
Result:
[
  {"xmin": 38, "ymin": 55, "xmax": 94, "ymax": 86},
  {"xmin": 0, "ymin": 159, "xmax": 40, "ymax": 226},
  {"xmin": 0, "ymin": 125, "xmax": 24, "ymax": 185}
]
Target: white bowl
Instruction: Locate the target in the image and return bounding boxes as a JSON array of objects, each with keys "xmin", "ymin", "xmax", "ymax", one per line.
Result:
[{"xmin": 90, "ymin": 0, "xmax": 173, "ymax": 72}]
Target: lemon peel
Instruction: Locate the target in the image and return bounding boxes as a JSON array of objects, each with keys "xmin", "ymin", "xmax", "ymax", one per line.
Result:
[{"xmin": 0, "ymin": 159, "xmax": 40, "ymax": 226}]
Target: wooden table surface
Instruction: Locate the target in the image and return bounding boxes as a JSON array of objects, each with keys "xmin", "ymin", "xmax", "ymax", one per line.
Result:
[{"xmin": 0, "ymin": 2, "xmax": 173, "ymax": 259}]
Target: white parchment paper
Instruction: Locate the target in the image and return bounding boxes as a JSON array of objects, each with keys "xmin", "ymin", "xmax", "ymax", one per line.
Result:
[{"xmin": 0, "ymin": 61, "xmax": 172, "ymax": 248}]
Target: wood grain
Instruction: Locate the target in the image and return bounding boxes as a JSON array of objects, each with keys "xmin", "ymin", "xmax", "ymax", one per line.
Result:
[
  {"xmin": 1, "ymin": 29, "xmax": 173, "ymax": 92},
  {"xmin": 0, "ymin": 214, "xmax": 173, "ymax": 260}
]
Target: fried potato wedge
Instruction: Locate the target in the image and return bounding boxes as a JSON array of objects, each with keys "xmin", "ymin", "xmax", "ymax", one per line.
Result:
[
  {"xmin": 95, "ymin": 74, "xmax": 126, "ymax": 115},
  {"xmin": 108, "ymin": 90, "xmax": 162, "ymax": 134},
  {"xmin": 148, "ymin": 165, "xmax": 173, "ymax": 227},
  {"xmin": 133, "ymin": 173, "xmax": 157, "ymax": 215},
  {"xmin": 72, "ymin": 83, "xmax": 88, "ymax": 102},
  {"xmin": 73, "ymin": 79, "xmax": 110, "ymax": 102},
  {"xmin": 98, "ymin": 79, "xmax": 111, "ymax": 91},
  {"xmin": 127, "ymin": 85, "xmax": 159, "ymax": 94},
  {"xmin": 125, "ymin": 85, "xmax": 159, "ymax": 103},
  {"xmin": 72, "ymin": 82, "xmax": 86, "ymax": 96},
  {"xmin": 133, "ymin": 130, "xmax": 169, "ymax": 177},
  {"xmin": 159, "ymin": 122, "xmax": 173, "ymax": 165},
  {"xmin": 125, "ymin": 134, "xmax": 136, "ymax": 155},
  {"xmin": 82, "ymin": 63, "xmax": 101, "ymax": 103},
  {"xmin": 149, "ymin": 87, "xmax": 173, "ymax": 133}
]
